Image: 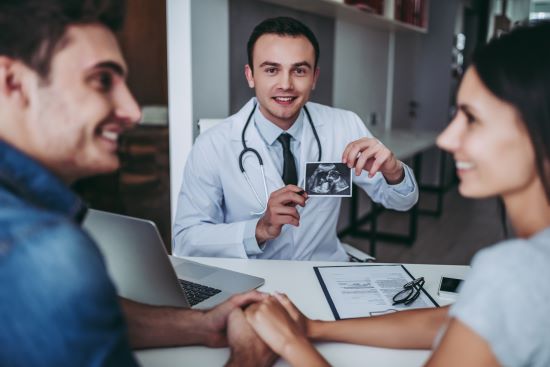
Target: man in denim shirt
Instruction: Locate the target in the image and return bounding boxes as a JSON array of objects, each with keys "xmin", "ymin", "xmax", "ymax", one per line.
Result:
[{"xmin": 0, "ymin": 1, "xmax": 272, "ymax": 366}]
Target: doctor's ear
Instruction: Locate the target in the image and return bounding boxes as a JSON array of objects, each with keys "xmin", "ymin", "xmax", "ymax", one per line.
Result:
[
  {"xmin": 312, "ymin": 67, "xmax": 320, "ymax": 90},
  {"xmin": 0, "ymin": 57, "xmax": 31, "ymax": 106},
  {"xmin": 244, "ymin": 64, "xmax": 255, "ymax": 89}
]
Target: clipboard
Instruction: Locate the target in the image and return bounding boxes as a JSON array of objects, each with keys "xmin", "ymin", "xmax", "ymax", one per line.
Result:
[{"xmin": 314, "ymin": 264, "xmax": 439, "ymax": 320}]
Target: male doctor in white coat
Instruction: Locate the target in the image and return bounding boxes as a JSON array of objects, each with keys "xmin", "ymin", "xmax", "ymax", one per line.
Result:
[{"xmin": 173, "ymin": 17, "xmax": 418, "ymax": 261}]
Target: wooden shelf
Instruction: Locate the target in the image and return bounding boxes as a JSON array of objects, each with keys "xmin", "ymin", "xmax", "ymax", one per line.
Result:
[{"xmin": 260, "ymin": 0, "xmax": 428, "ymax": 34}]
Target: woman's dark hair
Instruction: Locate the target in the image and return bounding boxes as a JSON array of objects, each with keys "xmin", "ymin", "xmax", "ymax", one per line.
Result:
[
  {"xmin": 473, "ymin": 22, "xmax": 550, "ymax": 203},
  {"xmin": 247, "ymin": 16, "xmax": 320, "ymax": 71},
  {"xmin": 0, "ymin": 0, "xmax": 125, "ymax": 78}
]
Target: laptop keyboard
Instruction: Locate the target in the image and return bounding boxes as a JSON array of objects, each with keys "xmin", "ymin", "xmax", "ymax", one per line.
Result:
[{"xmin": 178, "ymin": 279, "xmax": 222, "ymax": 306}]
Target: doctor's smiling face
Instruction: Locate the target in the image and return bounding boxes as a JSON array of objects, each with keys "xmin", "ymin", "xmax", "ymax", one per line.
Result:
[{"xmin": 245, "ymin": 33, "xmax": 319, "ymax": 130}]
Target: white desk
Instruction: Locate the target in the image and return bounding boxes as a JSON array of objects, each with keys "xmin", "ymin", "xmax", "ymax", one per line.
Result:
[
  {"xmin": 135, "ymin": 257, "xmax": 469, "ymax": 367},
  {"xmin": 370, "ymin": 127, "xmax": 438, "ymax": 162}
]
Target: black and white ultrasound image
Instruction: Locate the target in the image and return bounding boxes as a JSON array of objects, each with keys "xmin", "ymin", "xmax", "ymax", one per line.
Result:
[{"xmin": 305, "ymin": 162, "xmax": 352, "ymax": 197}]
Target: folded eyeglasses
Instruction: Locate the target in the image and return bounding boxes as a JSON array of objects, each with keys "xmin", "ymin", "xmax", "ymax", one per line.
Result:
[{"xmin": 392, "ymin": 277, "xmax": 425, "ymax": 306}]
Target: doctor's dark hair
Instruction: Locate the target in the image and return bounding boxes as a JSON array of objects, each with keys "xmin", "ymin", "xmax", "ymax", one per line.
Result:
[
  {"xmin": 0, "ymin": 0, "xmax": 125, "ymax": 79},
  {"xmin": 472, "ymin": 21, "xmax": 550, "ymax": 203},
  {"xmin": 247, "ymin": 16, "xmax": 320, "ymax": 71}
]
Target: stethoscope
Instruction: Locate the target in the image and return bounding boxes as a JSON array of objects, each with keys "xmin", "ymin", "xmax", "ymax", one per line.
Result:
[{"xmin": 238, "ymin": 102, "xmax": 322, "ymax": 215}]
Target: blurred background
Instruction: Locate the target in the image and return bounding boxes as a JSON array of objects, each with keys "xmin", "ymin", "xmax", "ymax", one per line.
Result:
[{"xmin": 74, "ymin": 0, "xmax": 547, "ymax": 264}]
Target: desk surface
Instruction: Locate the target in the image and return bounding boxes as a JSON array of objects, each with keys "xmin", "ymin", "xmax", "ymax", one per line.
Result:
[
  {"xmin": 135, "ymin": 257, "xmax": 469, "ymax": 367},
  {"xmin": 371, "ymin": 127, "xmax": 439, "ymax": 160}
]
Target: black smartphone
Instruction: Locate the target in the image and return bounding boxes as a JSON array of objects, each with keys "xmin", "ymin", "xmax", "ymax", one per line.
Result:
[{"xmin": 438, "ymin": 276, "xmax": 463, "ymax": 299}]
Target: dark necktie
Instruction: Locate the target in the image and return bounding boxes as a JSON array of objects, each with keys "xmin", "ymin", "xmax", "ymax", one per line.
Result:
[{"xmin": 277, "ymin": 133, "xmax": 297, "ymax": 186}]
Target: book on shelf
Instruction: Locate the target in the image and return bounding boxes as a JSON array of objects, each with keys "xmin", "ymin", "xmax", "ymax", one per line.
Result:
[
  {"xmin": 344, "ymin": 0, "xmax": 385, "ymax": 15},
  {"xmin": 394, "ymin": 0, "xmax": 428, "ymax": 28}
]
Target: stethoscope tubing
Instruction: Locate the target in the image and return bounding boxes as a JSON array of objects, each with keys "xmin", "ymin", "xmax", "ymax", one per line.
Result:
[{"xmin": 239, "ymin": 102, "xmax": 322, "ymax": 215}]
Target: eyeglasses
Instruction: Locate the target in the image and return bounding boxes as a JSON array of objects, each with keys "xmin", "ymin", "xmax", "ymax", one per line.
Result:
[{"xmin": 392, "ymin": 277, "xmax": 425, "ymax": 306}]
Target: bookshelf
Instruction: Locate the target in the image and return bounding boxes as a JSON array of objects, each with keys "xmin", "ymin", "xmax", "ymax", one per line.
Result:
[{"xmin": 260, "ymin": 0, "xmax": 429, "ymax": 34}]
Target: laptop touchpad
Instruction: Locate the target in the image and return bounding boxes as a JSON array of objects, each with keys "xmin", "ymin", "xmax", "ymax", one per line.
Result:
[{"xmin": 175, "ymin": 262, "xmax": 217, "ymax": 279}]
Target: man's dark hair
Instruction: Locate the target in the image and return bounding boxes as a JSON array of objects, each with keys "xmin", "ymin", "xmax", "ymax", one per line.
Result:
[
  {"xmin": 247, "ymin": 16, "xmax": 320, "ymax": 71},
  {"xmin": 472, "ymin": 21, "xmax": 550, "ymax": 202},
  {"xmin": 0, "ymin": 0, "xmax": 125, "ymax": 78}
]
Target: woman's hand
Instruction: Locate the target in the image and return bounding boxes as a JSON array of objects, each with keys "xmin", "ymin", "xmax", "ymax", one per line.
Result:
[
  {"xmin": 245, "ymin": 295, "xmax": 306, "ymax": 355},
  {"xmin": 245, "ymin": 295, "xmax": 329, "ymax": 367},
  {"xmin": 271, "ymin": 292, "xmax": 311, "ymax": 336}
]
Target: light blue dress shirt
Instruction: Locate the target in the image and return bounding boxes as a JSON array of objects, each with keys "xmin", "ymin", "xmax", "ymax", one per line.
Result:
[{"xmin": 243, "ymin": 107, "xmax": 304, "ymax": 254}]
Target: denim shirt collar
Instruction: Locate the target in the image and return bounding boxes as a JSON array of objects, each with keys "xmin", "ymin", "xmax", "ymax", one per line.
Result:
[{"xmin": 0, "ymin": 140, "xmax": 87, "ymax": 223}]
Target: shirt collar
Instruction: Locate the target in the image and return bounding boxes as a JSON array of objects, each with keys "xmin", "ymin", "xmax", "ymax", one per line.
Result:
[
  {"xmin": 0, "ymin": 140, "xmax": 87, "ymax": 223},
  {"xmin": 254, "ymin": 105, "xmax": 304, "ymax": 146}
]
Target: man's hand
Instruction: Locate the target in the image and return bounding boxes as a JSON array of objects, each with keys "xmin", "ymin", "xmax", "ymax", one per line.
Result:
[
  {"xmin": 225, "ymin": 308, "xmax": 278, "ymax": 367},
  {"xmin": 256, "ymin": 185, "xmax": 308, "ymax": 244},
  {"xmin": 202, "ymin": 291, "xmax": 267, "ymax": 347},
  {"xmin": 342, "ymin": 137, "xmax": 404, "ymax": 184}
]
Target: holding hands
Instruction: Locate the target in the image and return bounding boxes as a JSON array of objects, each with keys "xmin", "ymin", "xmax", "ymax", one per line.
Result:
[
  {"xmin": 342, "ymin": 137, "xmax": 405, "ymax": 185},
  {"xmin": 245, "ymin": 294, "xmax": 310, "ymax": 356},
  {"xmin": 227, "ymin": 292, "xmax": 329, "ymax": 367},
  {"xmin": 225, "ymin": 307, "xmax": 278, "ymax": 367},
  {"xmin": 203, "ymin": 291, "xmax": 268, "ymax": 347}
]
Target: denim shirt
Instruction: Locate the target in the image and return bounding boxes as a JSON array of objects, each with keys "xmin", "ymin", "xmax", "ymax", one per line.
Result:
[{"xmin": 0, "ymin": 140, "xmax": 138, "ymax": 367}]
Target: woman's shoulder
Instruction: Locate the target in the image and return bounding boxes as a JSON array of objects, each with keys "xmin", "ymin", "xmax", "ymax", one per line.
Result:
[
  {"xmin": 450, "ymin": 230, "xmax": 550, "ymax": 366},
  {"xmin": 472, "ymin": 228, "xmax": 550, "ymax": 271},
  {"xmin": 454, "ymin": 228, "xmax": 550, "ymax": 321}
]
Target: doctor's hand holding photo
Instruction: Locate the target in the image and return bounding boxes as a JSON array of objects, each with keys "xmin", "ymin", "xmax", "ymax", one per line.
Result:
[
  {"xmin": 342, "ymin": 137, "xmax": 405, "ymax": 184},
  {"xmin": 255, "ymin": 185, "xmax": 308, "ymax": 244}
]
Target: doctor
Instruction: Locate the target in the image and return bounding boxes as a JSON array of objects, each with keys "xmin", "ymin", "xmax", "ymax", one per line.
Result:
[{"xmin": 173, "ymin": 17, "xmax": 418, "ymax": 261}]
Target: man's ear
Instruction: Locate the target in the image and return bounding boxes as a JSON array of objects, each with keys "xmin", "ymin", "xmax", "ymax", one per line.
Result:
[
  {"xmin": 0, "ymin": 57, "xmax": 29, "ymax": 106},
  {"xmin": 311, "ymin": 67, "xmax": 320, "ymax": 91},
  {"xmin": 244, "ymin": 64, "xmax": 255, "ymax": 89}
]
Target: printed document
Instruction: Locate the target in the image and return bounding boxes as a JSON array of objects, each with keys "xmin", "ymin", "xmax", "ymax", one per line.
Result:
[{"xmin": 314, "ymin": 265, "xmax": 438, "ymax": 319}]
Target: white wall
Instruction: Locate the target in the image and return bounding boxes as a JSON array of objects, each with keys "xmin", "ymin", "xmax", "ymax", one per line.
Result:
[
  {"xmin": 168, "ymin": 0, "xmax": 230, "ymax": 223},
  {"xmin": 191, "ymin": 0, "xmax": 230, "ymax": 138},
  {"xmin": 332, "ymin": 19, "xmax": 390, "ymax": 126},
  {"xmin": 167, "ymin": 0, "xmax": 194, "ymax": 222}
]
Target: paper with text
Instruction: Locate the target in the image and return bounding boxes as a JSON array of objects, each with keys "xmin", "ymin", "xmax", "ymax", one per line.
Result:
[{"xmin": 315, "ymin": 265, "xmax": 438, "ymax": 319}]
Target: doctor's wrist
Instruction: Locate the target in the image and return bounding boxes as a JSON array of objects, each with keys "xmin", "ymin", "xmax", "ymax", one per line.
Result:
[
  {"xmin": 255, "ymin": 218, "xmax": 272, "ymax": 244},
  {"xmin": 383, "ymin": 161, "xmax": 405, "ymax": 185}
]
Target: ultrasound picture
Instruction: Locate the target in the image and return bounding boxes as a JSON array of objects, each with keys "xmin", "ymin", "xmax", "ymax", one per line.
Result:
[{"xmin": 305, "ymin": 162, "xmax": 352, "ymax": 197}]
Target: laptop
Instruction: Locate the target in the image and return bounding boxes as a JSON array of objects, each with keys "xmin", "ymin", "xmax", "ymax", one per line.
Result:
[{"xmin": 83, "ymin": 209, "xmax": 265, "ymax": 309}]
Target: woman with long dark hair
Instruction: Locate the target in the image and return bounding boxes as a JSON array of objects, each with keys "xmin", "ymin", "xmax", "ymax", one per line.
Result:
[{"xmin": 238, "ymin": 22, "xmax": 550, "ymax": 367}]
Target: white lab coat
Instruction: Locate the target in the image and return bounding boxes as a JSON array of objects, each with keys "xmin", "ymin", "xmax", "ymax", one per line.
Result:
[{"xmin": 173, "ymin": 98, "xmax": 418, "ymax": 261}]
